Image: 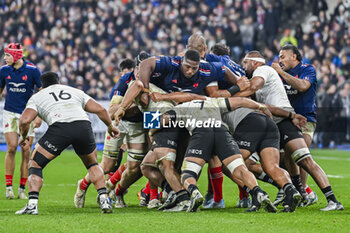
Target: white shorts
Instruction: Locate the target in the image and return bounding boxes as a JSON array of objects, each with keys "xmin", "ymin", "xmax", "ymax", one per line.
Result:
[
  {"xmin": 2, "ymin": 110, "xmax": 35, "ymax": 137},
  {"xmin": 301, "ymin": 122, "xmax": 316, "ymax": 140},
  {"xmin": 103, "ymin": 120, "xmax": 146, "ymax": 159}
]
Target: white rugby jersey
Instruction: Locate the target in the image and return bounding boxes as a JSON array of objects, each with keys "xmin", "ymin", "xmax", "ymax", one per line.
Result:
[
  {"xmin": 26, "ymin": 84, "xmax": 91, "ymax": 125},
  {"xmin": 173, "ymin": 97, "xmax": 229, "ymax": 135},
  {"xmin": 253, "ymin": 65, "xmax": 294, "ymax": 123},
  {"xmin": 135, "ymin": 83, "xmax": 175, "ymax": 114}
]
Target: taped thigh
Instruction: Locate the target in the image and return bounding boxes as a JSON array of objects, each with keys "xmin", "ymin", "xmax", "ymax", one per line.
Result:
[
  {"xmin": 181, "ymin": 160, "xmax": 202, "ymax": 183},
  {"xmin": 291, "ymin": 148, "xmax": 311, "ymax": 164},
  {"xmin": 226, "ymin": 158, "xmax": 245, "ymax": 174},
  {"xmin": 32, "ymin": 151, "xmax": 51, "ymax": 168}
]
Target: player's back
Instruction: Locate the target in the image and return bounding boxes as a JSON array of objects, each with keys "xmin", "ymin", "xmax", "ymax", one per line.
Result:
[{"xmin": 27, "ymin": 84, "xmax": 91, "ymax": 125}]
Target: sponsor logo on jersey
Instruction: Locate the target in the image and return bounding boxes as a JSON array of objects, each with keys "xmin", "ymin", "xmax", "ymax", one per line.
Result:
[
  {"xmin": 143, "ymin": 111, "xmax": 161, "ymax": 129},
  {"xmin": 8, "ymin": 82, "xmax": 26, "ymax": 92},
  {"xmin": 284, "ymin": 84, "xmax": 298, "ymax": 95}
]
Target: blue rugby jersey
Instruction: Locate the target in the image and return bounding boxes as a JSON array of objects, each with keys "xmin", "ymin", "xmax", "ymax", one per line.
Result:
[
  {"xmin": 151, "ymin": 56, "xmax": 226, "ymax": 93},
  {"xmin": 0, "ymin": 59, "xmax": 41, "ymax": 114},
  {"xmin": 109, "ymin": 71, "xmax": 135, "ymax": 100},
  {"xmin": 282, "ymin": 62, "xmax": 317, "ymax": 122},
  {"xmin": 205, "ymin": 54, "xmax": 245, "ymax": 89}
]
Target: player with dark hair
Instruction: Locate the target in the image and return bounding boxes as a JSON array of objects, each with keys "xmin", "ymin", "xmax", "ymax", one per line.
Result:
[
  {"xmin": 210, "ymin": 44, "xmax": 230, "ymax": 56},
  {"xmin": 0, "ymin": 43, "xmax": 42, "ymax": 199},
  {"xmin": 16, "ymin": 72, "xmax": 119, "ymax": 215},
  {"xmin": 271, "ymin": 44, "xmax": 318, "ymax": 206},
  {"xmin": 74, "ymin": 53, "xmax": 150, "ymax": 209},
  {"xmin": 237, "ymin": 51, "xmax": 343, "ymax": 211}
]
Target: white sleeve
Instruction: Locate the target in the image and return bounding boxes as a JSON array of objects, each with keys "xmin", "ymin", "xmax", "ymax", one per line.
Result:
[
  {"xmin": 81, "ymin": 91, "xmax": 92, "ymax": 108},
  {"xmin": 207, "ymin": 81, "xmax": 218, "ymax": 87},
  {"xmin": 26, "ymin": 96, "xmax": 37, "ymax": 112},
  {"xmin": 217, "ymin": 98, "xmax": 230, "ymax": 114},
  {"xmin": 252, "ymin": 66, "xmax": 270, "ymax": 83}
]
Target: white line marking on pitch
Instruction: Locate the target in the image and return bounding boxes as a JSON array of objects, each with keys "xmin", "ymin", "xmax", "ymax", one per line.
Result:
[{"xmin": 313, "ymin": 156, "xmax": 350, "ymax": 161}]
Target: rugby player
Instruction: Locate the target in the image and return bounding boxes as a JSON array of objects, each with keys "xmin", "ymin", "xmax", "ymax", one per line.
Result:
[
  {"xmin": 237, "ymin": 51, "xmax": 344, "ymax": 211},
  {"xmin": 74, "ymin": 57, "xmax": 137, "ymax": 208},
  {"xmin": 159, "ymin": 97, "xmax": 277, "ymax": 212},
  {"xmin": 16, "ymin": 72, "xmax": 119, "ymax": 214},
  {"xmin": 0, "ymin": 43, "xmax": 42, "ymax": 199},
  {"xmin": 272, "ymin": 44, "xmax": 318, "ymax": 206}
]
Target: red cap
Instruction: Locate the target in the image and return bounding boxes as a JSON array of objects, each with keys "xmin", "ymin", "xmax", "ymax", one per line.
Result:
[{"xmin": 4, "ymin": 43, "xmax": 23, "ymax": 63}]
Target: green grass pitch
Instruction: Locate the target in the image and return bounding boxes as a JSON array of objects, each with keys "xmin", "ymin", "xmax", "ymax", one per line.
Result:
[{"xmin": 0, "ymin": 149, "xmax": 349, "ymax": 233}]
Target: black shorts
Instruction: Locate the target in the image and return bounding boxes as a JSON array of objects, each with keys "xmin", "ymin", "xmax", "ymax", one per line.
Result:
[
  {"xmin": 151, "ymin": 127, "xmax": 188, "ymax": 150},
  {"xmin": 277, "ymin": 119, "xmax": 304, "ymax": 149},
  {"xmin": 185, "ymin": 126, "xmax": 241, "ymax": 162},
  {"xmin": 233, "ymin": 113, "xmax": 280, "ymax": 153},
  {"xmin": 38, "ymin": 120, "xmax": 96, "ymax": 156}
]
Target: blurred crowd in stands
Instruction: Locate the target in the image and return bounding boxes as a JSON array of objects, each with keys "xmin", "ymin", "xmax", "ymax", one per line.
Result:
[{"xmin": 0, "ymin": 0, "xmax": 349, "ymax": 146}]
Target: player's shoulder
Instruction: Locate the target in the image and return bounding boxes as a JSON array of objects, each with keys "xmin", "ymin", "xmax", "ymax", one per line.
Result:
[
  {"xmin": 0, "ymin": 64, "xmax": 11, "ymax": 72},
  {"xmin": 119, "ymin": 71, "xmax": 134, "ymax": 83},
  {"xmin": 300, "ymin": 63, "xmax": 316, "ymax": 73},
  {"xmin": 24, "ymin": 60, "xmax": 38, "ymax": 70},
  {"xmin": 205, "ymin": 53, "xmax": 221, "ymax": 62}
]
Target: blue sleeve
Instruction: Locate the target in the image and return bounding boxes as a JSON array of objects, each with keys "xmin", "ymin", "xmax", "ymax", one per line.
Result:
[
  {"xmin": 300, "ymin": 66, "xmax": 317, "ymax": 86},
  {"xmin": 109, "ymin": 75, "xmax": 129, "ymax": 99},
  {"xmin": 209, "ymin": 62, "xmax": 226, "ymax": 82},
  {"xmin": 0, "ymin": 69, "xmax": 4, "ymax": 89},
  {"xmin": 33, "ymin": 68, "xmax": 42, "ymax": 88},
  {"xmin": 205, "ymin": 54, "xmax": 221, "ymax": 62},
  {"xmin": 154, "ymin": 56, "xmax": 173, "ymax": 74}
]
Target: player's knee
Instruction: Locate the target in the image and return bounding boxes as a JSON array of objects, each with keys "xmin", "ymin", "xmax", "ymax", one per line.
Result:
[
  {"xmin": 226, "ymin": 158, "xmax": 245, "ymax": 174},
  {"xmin": 29, "ymin": 167, "xmax": 43, "ymax": 179},
  {"xmin": 7, "ymin": 145, "xmax": 17, "ymax": 155},
  {"xmin": 134, "ymin": 79, "xmax": 144, "ymax": 89},
  {"xmin": 181, "ymin": 161, "xmax": 202, "ymax": 184},
  {"xmin": 32, "ymin": 151, "xmax": 51, "ymax": 169},
  {"xmin": 291, "ymin": 148, "xmax": 311, "ymax": 164}
]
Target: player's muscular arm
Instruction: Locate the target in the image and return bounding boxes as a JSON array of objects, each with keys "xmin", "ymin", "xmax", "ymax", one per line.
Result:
[
  {"xmin": 150, "ymin": 91, "xmax": 206, "ymax": 103},
  {"xmin": 266, "ymin": 104, "xmax": 307, "ymax": 127},
  {"xmin": 233, "ymin": 76, "xmax": 264, "ymax": 97},
  {"xmin": 85, "ymin": 99, "xmax": 120, "ymax": 137},
  {"xmin": 205, "ymin": 85, "xmax": 231, "ymax": 98},
  {"xmin": 227, "ymin": 97, "xmax": 272, "ymax": 118},
  {"xmin": 271, "ymin": 63, "xmax": 311, "ymax": 92},
  {"xmin": 139, "ymin": 57, "xmax": 156, "ymax": 107}
]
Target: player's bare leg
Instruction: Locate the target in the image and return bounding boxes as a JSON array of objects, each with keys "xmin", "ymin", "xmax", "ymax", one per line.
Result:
[
  {"xmin": 222, "ymin": 154, "xmax": 277, "ymax": 213},
  {"xmin": 285, "ymin": 138, "xmax": 343, "ymax": 211},
  {"xmin": 4, "ymin": 132, "xmax": 18, "ymax": 199}
]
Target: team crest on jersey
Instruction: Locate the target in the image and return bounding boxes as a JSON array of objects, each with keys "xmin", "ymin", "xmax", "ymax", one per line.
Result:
[
  {"xmin": 193, "ymin": 83, "xmax": 199, "ymax": 88},
  {"xmin": 22, "ymin": 75, "xmax": 28, "ymax": 81},
  {"xmin": 172, "ymin": 79, "xmax": 177, "ymax": 84},
  {"xmin": 5, "ymin": 123, "xmax": 9, "ymax": 128},
  {"xmin": 6, "ymin": 75, "xmax": 11, "ymax": 80}
]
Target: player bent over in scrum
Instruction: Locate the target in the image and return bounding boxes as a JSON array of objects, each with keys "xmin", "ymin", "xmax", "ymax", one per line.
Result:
[
  {"xmin": 160, "ymin": 97, "xmax": 277, "ymax": 212},
  {"xmin": 15, "ymin": 72, "xmax": 119, "ymax": 215}
]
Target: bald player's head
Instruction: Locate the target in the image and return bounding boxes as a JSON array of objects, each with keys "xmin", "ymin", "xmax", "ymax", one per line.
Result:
[{"xmin": 187, "ymin": 33, "xmax": 207, "ymax": 56}]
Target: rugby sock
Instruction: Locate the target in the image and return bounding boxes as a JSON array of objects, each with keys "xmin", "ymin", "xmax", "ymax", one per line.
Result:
[
  {"xmin": 97, "ymin": 187, "xmax": 107, "ymax": 196},
  {"xmin": 161, "ymin": 180, "xmax": 172, "ymax": 194},
  {"xmin": 106, "ymin": 172, "xmax": 114, "ymax": 181},
  {"xmin": 142, "ymin": 181, "xmax": 151, "ymax": 195},
  {"xmin": 243, "ymin": 185, "xmax": 251, "ymax": 193},
  {"xmin": 188, "ymin": 184, "xmax": 199, "ymax": 195},
  {"xmin": 238, "ymin": 185, "xmax": 249, "ymax": 200},
  {"xmin": 248, "ymin": 186, "xmax": 261, "ymax": 196},
  {"xmin": 305, "ymin": 185, "xmax": 313, "ymax": 195},
  {"xmin": 321, "ymin": 186, "xmax": 338, "ymax": 203},
  {"xmin": 207, "ymin": 170, "xmax": 213, "ymax": 194},
  {"xmin": 5, "ymin": 175, "xmax": 13, "ymax": 187},
  {"xmin": 282, "ymin": 183, "xmax": 294, "ymax": 196},
  {"xmin": 115, "ymin": 183, "xmax": 127, "ymax": 196},
  {"xmin": 258, "ymin": 172, "xmax": 280, "ymax": 189},
  {"xmin": 150, "ymin": 188, "xmax": 158, "ymax": 200},
  {"xmin": 291, "ymin": 175, "xmax": 308, "ymax": 199},
  {"xmin": 79, "ymin": 177, "xmax": 90, "ymax": 191},
  {"xmin": 116, "ymin": 148, "xmax": 124, "ymax": 169},
  {"xmin": 110, "ymin": 163, "xmax": 126, "ymax": 186},
  {"xmin": 20, "ymin": 178, "xmax": 27, "ymax": 189},
  {"xmin": 209, "ymin": 166, "xmax": 223, "ymax": 202},
  {"xmin": 28, "ymin": 191, "xmax": 39, "ymax": 206}
]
